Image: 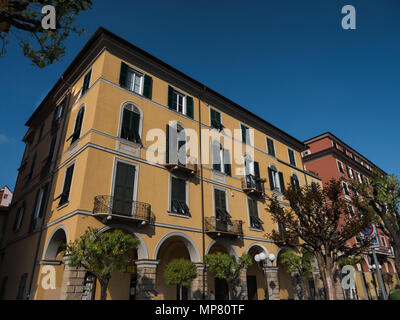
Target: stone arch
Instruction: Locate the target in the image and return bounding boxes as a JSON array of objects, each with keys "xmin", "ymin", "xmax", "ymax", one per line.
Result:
[
  {"xmin": 205, "ymin": 239, "xmax": 239, "ymax": 258},
  {"xmin": 154, "ymin": 232, "xmax": 201, "ymax": 263},
  {"xmin": 43, "ymin": 225, "xmax": 68, "ymax": 260},
  {"xmin": 98, "ymin": 224, "xmax": 149, "ymax": 260}
]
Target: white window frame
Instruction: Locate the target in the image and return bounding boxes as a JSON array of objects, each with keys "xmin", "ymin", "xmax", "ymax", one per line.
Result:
[
  {"xmin": 118, "ymin": 101, "xmax": 143, "ymax": 143},
  {"xmin": 270, "ymin": 164, "xmax": 281, "ymax": 192},
  {"xmin": 240, "ymin": 123, "xmax": 252, "ymax": 145},
  {"xmin": 126, "ymin": 67, "xmax": 144, "ymax": 95},
  {"xmin": 247, "ymin": 197, "xmax": 262, "ymax": 230},
  {"xmin": 337, "ymin": 160, "xmax": 345, "ymax": 174},
  {"xmin": 211, "ymin": 140, "xmax": 227, "ymax": 174},
  {"xmin": 172, "ymin": 89, "xmax": 187, "ymax": 115},
  {"xmin": 342, "ymin": 181, "xmax": 350, "ymax": 196}
]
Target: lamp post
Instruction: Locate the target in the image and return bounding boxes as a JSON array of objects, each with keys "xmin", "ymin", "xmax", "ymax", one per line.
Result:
[
  {"xmin": 255, "ymin": 252, "xmax": 276, "ymax": 300},
  {"xmin": 369, "ymin": 251, "xmax": 387, "ymax": 300}
]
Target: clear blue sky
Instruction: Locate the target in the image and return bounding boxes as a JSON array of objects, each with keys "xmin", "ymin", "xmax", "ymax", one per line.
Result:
[{"xmin": 1, "ymin": 0, "xmax": 399, "ymax": 191}]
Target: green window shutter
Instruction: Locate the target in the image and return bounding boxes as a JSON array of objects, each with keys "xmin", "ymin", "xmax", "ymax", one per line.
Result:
[
  {"xmin": 60, "ymin": 165, "xmax": 74, "ymax": 205},
  {"xmin": 119, "ymin": 62, "xmax": 129, "ymax": 88},
  {"xmin": 143, "ymin": 74, "xmax": 153, "ymax": 99},
  {"xmin": 82, "ymin": 70, "xmax": 91, "ymax": 95},
  {"xmin": 241, "ymin": 125, "xmax": 247, "ymax": 144},
  {"xmin": 268, "ymin": 168, "xmax": 274, "ymax": 190},
  {"xmin": 168, "ymin": 86, "xmax": 175, "ymax": 109},
  {"xmin": 279, "ymin": 172, "xmax": 285, "ymax": 192},
  {"xmin": 166, "ymin": 124, "xmax": 170, "ymax": 164},
  {"xmin": 268, "ymin": 139, "xmax": 275, "ymax": 157},
  {"xmin": 254, "ymin": 161, "xmax": 260, "ymax": 179},
  {"xmin": 212, "ymin": 142, "xmax": 221, "ymax": 171},
  {"xmin": 186, "ymin": 96, "xmax": 194, "ymax": 119},
  {"xmin": 210, "ymin": 109, "xmax": 216, "ymax": 127},
  {"xmin": 223, "ymin": 149, "xmax": 231, "ymax": 176},
  {"xmin": 71, "ymin": 108, "xmax": 84, "ymax": 144},
  {"xmin": 288, "ymin": 149, "xmax": 296, "ymax": 166}
]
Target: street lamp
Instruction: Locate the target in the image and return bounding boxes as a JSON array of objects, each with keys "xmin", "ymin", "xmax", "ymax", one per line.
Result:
[{"xmin": 254, "ymin": 252, "xmax": 276, "ymax": 300}]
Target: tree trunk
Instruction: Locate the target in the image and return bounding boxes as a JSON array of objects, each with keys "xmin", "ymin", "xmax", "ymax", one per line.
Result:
[
  {"xmin": 315, "ymin": 254, "xmax": 336, "ymax": 300},
  {"xmin": 227, "ymin": 282, "xmax": 234, "ymax": 300},
  {"xmin": 99, "ymin": 278, "xmax": 109, "ymax": 300}
]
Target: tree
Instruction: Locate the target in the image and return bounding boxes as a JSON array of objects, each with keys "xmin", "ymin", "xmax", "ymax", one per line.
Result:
[
  {"xmin": 205, "ymin": 252, "xmax": 252, "ymax": 300},
  {"xmin": 350, "ymin": 169, "xmax": 400, "ymax": 277},
  {"xmin": 279, "ymin": 248, "xmax": 315, "ymax": 300},
  {"xmin": 63, "ymin": 227, "xmax": 139, "ymax": 300},
  {"xmin": 165, "ymin": 258, "xmax": 197, "ymax": 300},
  {"xmin": 0, "ymin": 0, "xmax": 92, "ymax": 67},
  {"xmin": 266, "ymin": 179, "xmax": 375, "ymax": 300}
]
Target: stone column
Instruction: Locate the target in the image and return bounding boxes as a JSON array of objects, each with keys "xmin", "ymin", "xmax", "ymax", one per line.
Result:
[
  {"xmin": 265, "ymin": 267, "xmax": 280, "ymax": 300},
  {"xmin": 135, "ymin": 259, "xmax": 159, "ymax": 300},
  {"xmin": 234, "ymin": 269, "xmax": 248, "ymax": 300},
  {"xmin": 191, "ymin": 263, "xmax": 207, "ymax": 300},
  {"xmin": 60, "ymin": 255, "xmax": 86, "ymax": 300}
]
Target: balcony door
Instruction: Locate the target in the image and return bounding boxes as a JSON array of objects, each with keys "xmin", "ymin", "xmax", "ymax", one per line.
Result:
[{"xmin": 112, "ymin": 161, "xmax": 136, "ymax": 217}]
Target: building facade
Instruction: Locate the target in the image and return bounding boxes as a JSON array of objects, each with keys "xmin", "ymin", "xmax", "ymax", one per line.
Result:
[
  {"xmin": 303, "ymin": 132, "xmax": 399, "ymax": 300},
  {"xmin": 0, "ymin": 27, "xmax": 323, "ymax": 300}
]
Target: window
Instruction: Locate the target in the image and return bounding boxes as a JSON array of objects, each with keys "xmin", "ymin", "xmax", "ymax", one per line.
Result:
[
  {"xmin": 268, "ymin": 165, "xmax": 285, "ymax": 193},
  {"xmin": 58, "ymin": 164, "xmax": 74, "ymax": 207},
  {"xmin": 27, "ymin": 153, "xmax": 37, "ymax": 181},
  {"xmin": 13, "ymin": 203, "xmax": 25, "ymax": 232},
  {"xmin": 16, "ymin": 273, "xmax": 28, "ymax": 300},
  {"xmin": 342, "ymin": 182, "xmax": 350, "ymax": 196},
  {"xmin": 214, "ymin": 189, "xmax": 230, "ymax": 221},
  {"xmin": 166, "ymin": 123, "xmax": 188, "ymax": 166},
  {"xmin": 380, "ymin": 236, "xmax": 387, "ymax": 248},
  {"xmin": 288, "ymin": 149, "xmax": 296, "ymax": 166},
  {"xmin": 332, "ymin": 141, "xmax": 338, "ymax": 149},
  {"xmin": 212, "ymin": 141, "xmax": 231, "ymax": 175},
  {"xmin": 112, "ymin": 161, "xmax": 136, "ymax": 216},
  {"xmin": 337, "ymin": 161, "xmax": 345, "ymax": 174},
  {"xmin": 241, "ymin": 124, "xmax": 251, "ymax": 145},
  {"xmin": 29, "ymin": 184, "xmax": 48, "ymax": 232},
  {"xmin": 167, "ymin": 86, "xmax": 194, "ymax": 118},
  {"xmin": 244, "ymin": 154, "xmax": 261, "ymax": 188},
  {"xmin": 290, "ymin": 174, "xmax": 300, "ymax": 188},
  {"xmin": 52, "ymin": 100, "xmax": 65, "ymax": 129},
  {"xmin": 67, "ymin": 107, "xmax": 84, "ymax": 144},
  {"xmin": 266, "ymin": 138, "xmax": 275, "ymax": 157},
  {"xmin": 45, "ymin": 135, "xmax": 57, "ymax": 164},
  {"xmin": 170, "ymin": 177, "xmax": 189, "ymax": 216},
  {"xmin": 348, "ymin": 205, "xmax": 354, "ymax": 217},
  {"xmin": 356, "ymin": 172, "xmax": 362, "ymax": 184},
  {"xmin": 347, "ymin": 166, "xmax": 354, "ymax": 179},
  {"xmin": 210, "ymin": 109, "xmax": 223, "ymax": 131},
  {"xmin": 248, "ymin": 198, "xmax": 263, "ymax": 230},
  {"xmin": 119, "ymin": 62, "xmax": 153, "ymax": 99},
  {"xmin": 81, "ymin": 69, "xmax": 92, "ymax": 96},
  {"xmin": 342, "ymin": 147, "xmax": 347, "ymax": 155},
  {"xmin": 120, "ymin": 104, "xmax": 141, "ymax": 144}
]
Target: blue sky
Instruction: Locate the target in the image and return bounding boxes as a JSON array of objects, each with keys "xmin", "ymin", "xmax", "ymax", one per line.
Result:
[{"xmin": 1, "ymin": 0, "xmax": 399, "ymax": 191}]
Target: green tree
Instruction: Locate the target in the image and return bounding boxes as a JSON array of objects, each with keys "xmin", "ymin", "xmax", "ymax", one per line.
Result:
[
  {"xmin": 266, "ymin": 179, "xmax": 375, "ymax": 300},
  {"xmin": 165, "ymin": 258, "xmax": 197, "ymax": 300},
  {"xmin": 279, "ymin": 248, "xmax": 315, "ymax": 300},
  {"xmin": 205, "ymin": 252, "xmax": 252, "ymax": 300},
  {"xmin": 0, "ymin": 0, "xmax": 92, "ymax": 67},
  {"xmin": 350, "ymin": 169, "xmax": 400, "ymax": 277},
  {"xmin": 63, "ymin": 227, "xmax": 139, "ymax": 300}
]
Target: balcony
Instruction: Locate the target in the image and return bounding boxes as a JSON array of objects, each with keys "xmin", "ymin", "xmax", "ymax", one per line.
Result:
[
  {"xmin": 164, "ymin": 160, "xmax": 198, "ymax": 177},
  {"xmin": 93, "ymin": 195, "xmax": 151, "ymax": 225},
  {"xmin": 205, "ymin": 217, "xmax": 243, "ymax": 238},
  {"xmin": 241, "ymin": 175, "xmax": 265, "ymax": 198}
]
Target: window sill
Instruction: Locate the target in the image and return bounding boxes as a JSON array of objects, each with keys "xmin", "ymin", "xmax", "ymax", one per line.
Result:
[
  {"xmin": 57, "ymin": 202, "xmax": 69, "ymax": 210},
  {"xmin": 168, "ymin": 211, "xmax": 191, "ymax": 218},
  {"xmin": 249, "ymin": 227, "xmax": 263, "ymax": 232}
]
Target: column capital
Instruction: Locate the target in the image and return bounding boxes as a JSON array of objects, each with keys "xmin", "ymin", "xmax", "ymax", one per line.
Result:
[{"xmin": 135, "ymin": 259, "xmax": 159, "ymax": 269}]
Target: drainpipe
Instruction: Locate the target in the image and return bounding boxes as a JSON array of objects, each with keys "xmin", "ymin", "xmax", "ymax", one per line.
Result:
[
  {"xmin": 27, "ymin": 76, "xmax": 72, "ymax": 300},
  {"xmin": 198, "ymin": 87, "xmax": 206, "ymax": 300}
]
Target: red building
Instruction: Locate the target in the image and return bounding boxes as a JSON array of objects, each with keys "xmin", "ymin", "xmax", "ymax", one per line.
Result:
[{"xmin": 302, "ymin": 132, "xmax": 399, "ymax": 300}]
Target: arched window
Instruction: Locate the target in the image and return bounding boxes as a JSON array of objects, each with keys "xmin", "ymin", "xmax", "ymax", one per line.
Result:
[
  {"xmin": 120, "ymin": 103, "xmax": 142, "ymax": 144},
  {"xmin": 68, "ymin": 106, "xmax": 84, "ymax": 144},
  {"xmin": 290, "ymin": 174, "xmax": 300, "ymax": 188}
]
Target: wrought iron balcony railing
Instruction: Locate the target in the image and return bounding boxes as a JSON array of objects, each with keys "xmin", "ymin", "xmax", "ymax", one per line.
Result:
[
  {"xmin": 205, "ymin": 216, "xmax": 243, "ymax": 237},
  {"xmin": 165, "ymin": 160, "xmax": 198, "ymax": 176},
  {"xmin": 93, "ymin": 195, "xmax": 151, "ymax": 224},
  {"xmin": 241, "ymin": 174, "xmax": 265, "ymax": 197}
]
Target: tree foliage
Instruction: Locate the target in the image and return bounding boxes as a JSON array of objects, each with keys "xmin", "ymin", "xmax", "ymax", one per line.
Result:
[
  {"xmin": 0, "ymin": 0, "xmax": 92, "ymax": 67},
  {"xmin": 165, "ymin": 258, "xmax": 197, "ymax": 300},
  {"xmin": 205, "ymin": 252, "xmax": 252, "ymax": 300},
  {"xmin": 350, "ymin": 169, "xmax": 400, "ymax": 275},
  {"xmin": 63, "ymin": 227, "xmax": 139, "ymax": 300},
  {"xmin": 266, "ymin": 179, "xmax": 375, "ymax": 299}
]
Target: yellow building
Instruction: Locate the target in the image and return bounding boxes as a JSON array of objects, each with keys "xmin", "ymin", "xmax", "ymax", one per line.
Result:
[{"xmin": 0, "ymin": 27, "xmax": 323, "ymax": 300}]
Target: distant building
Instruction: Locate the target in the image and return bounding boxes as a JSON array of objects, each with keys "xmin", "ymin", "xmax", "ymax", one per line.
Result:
[
  {"xmin": 0, "ymin": 186, "xmax": 13, "ymax": 207},
  {"xmin": 303, "ymin": 132, "xmax": 399, "ymax": 300}
]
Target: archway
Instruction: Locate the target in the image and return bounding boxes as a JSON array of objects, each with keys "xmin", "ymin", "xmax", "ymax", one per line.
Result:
[
  {"xmin": 155, "ymin": 234, "xmax": 198, "ymax": 300},
  {"xmin": 246, "ymin": 245, "xmax": 267, "ymax": 300},
  {"xmin": 277, "ymin": 248, "xmax": 295, "ymax": 300}
]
